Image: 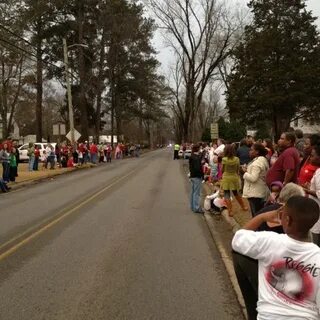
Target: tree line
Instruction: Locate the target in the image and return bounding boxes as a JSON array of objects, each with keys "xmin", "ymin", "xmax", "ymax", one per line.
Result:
[
  {"xmin": 226, "ymin": 0, "xmax": 320, "ymax": 139},
  {"xmin": 0, "ymin": 0, "xmax": 170, "ymax": 145},
  {"xmin": 1, "ymin": 0, "xmax": 320, "ymax": 144},
  {"xmin": 149, "ymin": 0, "xmax": 320, "ymax": 142}
]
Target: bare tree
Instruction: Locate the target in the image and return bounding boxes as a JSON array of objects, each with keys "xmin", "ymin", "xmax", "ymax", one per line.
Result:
[
  {"xmin": 198, "ymin": 84, "xmax": 226, "ymax": 133},
  {"xmin": 0, "ymin": 48, "xmax": 29, "ymax": 139},
  {"xmin": 148, "ymin": 0, "xmax": 240, "ymax": 142}
]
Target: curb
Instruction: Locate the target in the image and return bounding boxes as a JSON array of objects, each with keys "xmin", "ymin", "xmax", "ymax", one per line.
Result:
[
  {"xmin": 204, "ymin": 211, "xmax": 248, "ymax": 319},
  {"xmin": 219, "ymin": 209, "xmax": 243, "ymax": 233}
]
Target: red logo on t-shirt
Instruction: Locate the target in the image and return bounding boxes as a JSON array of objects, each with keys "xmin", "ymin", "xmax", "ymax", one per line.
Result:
[{"xmin": 266, "ymin": 258, "xmax": 316, "ymax": 303}]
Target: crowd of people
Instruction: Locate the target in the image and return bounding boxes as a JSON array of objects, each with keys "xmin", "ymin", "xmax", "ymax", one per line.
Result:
[
  {"xmin": 0, "ymin": 141, "xmax": 142, "ymax": 192},
  {"xmin": 187, "ymin": 130, "xmax": 320, "ymax": 320}
]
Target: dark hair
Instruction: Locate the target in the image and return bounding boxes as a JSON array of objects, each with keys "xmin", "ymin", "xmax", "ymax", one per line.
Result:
[
  {"xmin": 240, "ymin": 139, "xmax": 247, "ymax": 147},
  {"xmin": 192, "ymin": 144, "xmax": 200, "ymax": 153},
  {"xmin": 264, "ymin": 138, "xmax": 274, "ymax": 151},
  {"xmin": 224, "ymin": 144, "xmax": 236, "ymax": 158},
  {"xmin": 253, "ymin": 143, "xmax": 268, "ymax": 157},
  {"xmin": 286, "ymin": 196, "xmax": 320, "ymax": 235},
  {"xmin": 284, "ymin": 132, "xmax": 296, "ymax": 145},
  {"xmin": 310, "ymin": 134, "xmax": 320, "ymax": 147},
  {"xmin": 314, "ymin": 143, "xmax": 320, "ymax": 157},
  {"xmin": 295, "ymin": 129, "xmax": 304, "ymax": 139},
  {"xmin": 263, "ymin": 138, "xmax": 274, "ymax": 154}
]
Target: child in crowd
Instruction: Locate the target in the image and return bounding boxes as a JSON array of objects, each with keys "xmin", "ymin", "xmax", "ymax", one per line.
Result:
[
  {"xmin": 33, "ymin": 146, "xmax": 40, "ymax": 171},
  {"xmin": 232, "ymin": 196, "xmax": 320, "ymax": 320},
  {"xmin": 210, "ymin": 156, "xmax": 223, "ymax": 182},
  {"xmin": 99, "ymin": 145, "xmax": 105, "ymax": 163},
  {"xmin": 270, "ymin": 145, "xmax": 279, "ymax": 167},
  {"xmin": 202, "ymin": 159, "xmax": 211, "ymax": 180},
  {"xmin": 60, "ymin": 155, "xmax": 67, "ymax": 168},
  {"xmin": 266, "ymin": 181, "xmax": 283, "ymax": 205},
  {"xmin": 216, "ymin": 156, "xmax": 223, "ymax": 181},
  {"xmin": 210, "ymin": 156, "xmax": 219, "ymax": 182},
  {"xmin": 204, "ymin": 184, "xmax": 226, "ymax": 214},
  {"xmin": 9, "ymin": 147, "xmax": 17, "ymax": 182},
  {"xmin": 77, "ymin": 148, "xmax": 83, "ymax": 165},
  {"xmin": 105, "ymin": 144, "xmax": 112, "ymax": 163},
  {"xmin": 67, "ymin": 155, "xmax": 75, "ymax": 168},
  {"xmin": 41, "ymin": 150, "xmax": 47, "ymax": 169}
]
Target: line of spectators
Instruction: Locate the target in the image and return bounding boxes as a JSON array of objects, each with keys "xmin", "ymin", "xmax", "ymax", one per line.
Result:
[
  {"xmin": 186, "ymin": 131, "xmax": 320, "ymax": 319},
  {"xmin": 217, "ymin": 131, "xmax": 320, "ymax": 320},
  {"xmin": 0, "ymin": 140, "xmax": 143, "ymax": 192}
]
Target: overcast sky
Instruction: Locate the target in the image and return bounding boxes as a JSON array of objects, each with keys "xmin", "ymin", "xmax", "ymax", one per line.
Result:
[{"xmin": 153, "ymin": 0, "xmax": 320, "ymax": 76}]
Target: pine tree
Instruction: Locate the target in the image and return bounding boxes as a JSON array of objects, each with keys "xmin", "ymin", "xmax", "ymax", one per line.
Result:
[{"xmin": 226, "ymin": 0, "xmax": 320, "ymax": 138}]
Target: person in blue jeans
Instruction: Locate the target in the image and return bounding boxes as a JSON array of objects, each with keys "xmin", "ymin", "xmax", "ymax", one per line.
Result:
[
  {"xmin": 189, "ymin": 144, "xmax": 204, "ymax": 214},
  {"xmin": 0, "ymin": 143, "xmax": 11, "ymax": 182}
]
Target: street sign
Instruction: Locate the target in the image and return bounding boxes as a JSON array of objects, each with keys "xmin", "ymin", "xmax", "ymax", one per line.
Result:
[
  {"xmin": 53, "ymin": 124, "xmax": 66, "ymax": 135},
  {"xmin": 210, "ymin": 123, "xmax": 219, "ymax": 139},
  {"xmin": 66, "ymin": 129, "xmax": 81, "ymax": 142}
]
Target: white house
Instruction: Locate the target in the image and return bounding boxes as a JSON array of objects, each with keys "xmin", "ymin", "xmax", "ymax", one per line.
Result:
[
  {"xmin": 290, "ymin": 118, "xmax": 320, "ymax": 135},
  {"xmin": 0, "ymin": 113, "xmax": 20, "ymax": 140}
]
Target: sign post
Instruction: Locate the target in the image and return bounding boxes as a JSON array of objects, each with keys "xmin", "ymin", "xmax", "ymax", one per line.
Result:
[
  {"xmin": 53, "ymin": 123, "xmax": 66, "ymax": 142},
  {"xmin": 210, "ymin": 123, "xmax": 219, "ymax": 140}
]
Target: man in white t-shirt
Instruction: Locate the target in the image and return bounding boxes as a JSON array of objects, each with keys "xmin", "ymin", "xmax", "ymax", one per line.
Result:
[{"xmin": 232, "ymin": 196, "xmax": 320, "ymax": 320}]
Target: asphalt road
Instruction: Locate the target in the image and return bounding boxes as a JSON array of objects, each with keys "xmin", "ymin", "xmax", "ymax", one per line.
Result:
[{"xmin": 0, "ymin": 149, "xmax": 244, "ymax": 320}]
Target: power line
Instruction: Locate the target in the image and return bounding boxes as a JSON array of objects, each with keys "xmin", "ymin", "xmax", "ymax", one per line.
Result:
[
  {"xmin": 0, "ymin": 40, "xmax": 51, "ymax": 80},
  {"xmin": 0, "ymin": 23, "xmax": 86, "ymax": 80},
  {"xmin": 0, "ymin": 23, "xmax": 64, "ymax": 62},
  {"xmin": 0, "ymin": 36, "xmax": 78, "ymax": 81},
  {"xmin": 0, "ymin": 39, "xmax": 38, "ymax": 66},
  {"xmin": 0, "ymin": 24, "xmax": 35, "ymax": 50},
  {"xmin": 0, "ymin": 37, "xmax": 38, "ymax": 61}
]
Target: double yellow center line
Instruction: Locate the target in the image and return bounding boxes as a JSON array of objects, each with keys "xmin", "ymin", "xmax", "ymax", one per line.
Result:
[{"xmin": 0, "ymin": 168, "xmax": 137, "ymax": 262}]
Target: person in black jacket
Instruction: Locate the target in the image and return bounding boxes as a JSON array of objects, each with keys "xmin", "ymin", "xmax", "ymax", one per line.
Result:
[
  {"xmin": 189, "ymin": 144, "xmax": 204, "ymax": 214},
  {"xmin": 12, "ymin": 141, "xmax": 20, "ymax": 177}
]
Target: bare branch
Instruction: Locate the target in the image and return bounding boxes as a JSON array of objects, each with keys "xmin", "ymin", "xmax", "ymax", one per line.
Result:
[{"xmin": 147, "ymin": 0, "xmax": 244, "ymax": 141}]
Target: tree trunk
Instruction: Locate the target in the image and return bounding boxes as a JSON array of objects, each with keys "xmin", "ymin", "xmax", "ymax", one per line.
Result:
[
  {"xmin": 138, "ymin": 100, "xmax": 143, "ymax": 144},
  {"xmin": 149, "ymin": 121, "xmax": 154, "ymax": 149},
  {"xmin": 275, "ymin": 118, "xmax": 291, "ymax": 141},
  {"xmin": 78, "ymin": 2, "xmax": 89, "ymax": 141},
  {"xmin": 175, "ymin": 120, "xmax": 183, "ymax": 143},
  {"xmin": 95, "ymin": 96, "xmax": 102, "ymax": 142},
  {"xmin": 36, "ymin": 22, "xmax": 43, "ymax": 142},
  {"xmin": 272, "ymin": 106, "xmax": 292, "ymax": 141},
  {"xmin": 116, "ymin": 115, "xmax": 122, "ymax": 142},
  {"xmin": 183, "ymin": 80, "xmax": 197, "ymax": 142},
  {"xmin": 182, "ymin": 119, "xmax": 189, "ymax": 143},
  {"xmin": 139, "ymin": 118, "xmax": 143, "ymax": 144},
  {"xmin": 1, "ymin": 81, "xmax": 8, "ymax": 139},
  {"xmin": 110, "ymin": 68, "xmax": 115, "ymax": 146},
  {"xmin": 145, "ymin": 120, "xmax": 151, "ymax": 147},
  {"xmin": 95, "ymin": 28, "xmax": 106, "ymax": 143}
]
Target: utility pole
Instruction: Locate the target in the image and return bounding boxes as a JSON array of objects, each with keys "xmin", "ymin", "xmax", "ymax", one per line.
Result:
[{"xmin": 63, "ymin": 38, "xmax": 75, "ymax": 145}]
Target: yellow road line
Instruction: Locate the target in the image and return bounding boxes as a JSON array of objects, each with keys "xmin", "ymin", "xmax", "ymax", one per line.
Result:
[{"xmin": 0, "ymin": 168, "xmax": 137, "ymax": 262}]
